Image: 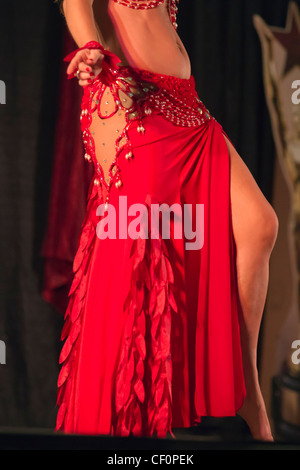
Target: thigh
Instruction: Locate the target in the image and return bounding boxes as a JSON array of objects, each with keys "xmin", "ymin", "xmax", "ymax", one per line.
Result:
[{"xmin": 223, "ymin": 135, "xmax": 278, "ymax": 247}]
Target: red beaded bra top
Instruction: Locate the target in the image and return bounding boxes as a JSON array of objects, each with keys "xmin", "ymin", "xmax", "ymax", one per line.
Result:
[{"xmin": 112, "ymin": 0, "xmax": 179, "ymax": 30}]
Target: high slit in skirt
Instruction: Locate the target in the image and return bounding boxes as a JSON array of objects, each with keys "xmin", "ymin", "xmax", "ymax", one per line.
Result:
[{"xmin": 55, "ymin": 50, "xmax": 246, "ymax": 438}]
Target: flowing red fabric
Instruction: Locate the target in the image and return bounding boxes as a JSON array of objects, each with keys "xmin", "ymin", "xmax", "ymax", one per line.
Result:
[
  {"xmin": 55, "ymin": 50, "xmax": 246, "ymax": 438},
  {"xmin": 40, "ymin": 32, "xmax": 94, "ymax": 314}
]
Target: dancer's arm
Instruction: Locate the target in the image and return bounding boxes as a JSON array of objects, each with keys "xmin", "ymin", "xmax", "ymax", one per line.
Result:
[
  {"xmin": 60, "ymin": 0, "xmax": 105, "ymax": 86},
  {"xmin": 61, "ymin": 0, "xmax": 106, "ymax": 47}
]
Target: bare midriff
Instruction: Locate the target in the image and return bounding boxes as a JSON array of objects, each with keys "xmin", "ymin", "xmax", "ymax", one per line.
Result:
[
  {"xmin": 93, "ymin": 0, "xmax": 191, "ymax": 80},
  {"xmin": 88, "ymin": 0, "xmax": 191, "ymax": 204}
]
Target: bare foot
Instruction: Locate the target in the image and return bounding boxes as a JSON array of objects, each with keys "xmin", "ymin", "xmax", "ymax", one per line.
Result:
[{"xmin": 237, "ymin": 390, "xmax": 274, "ymax": 441}]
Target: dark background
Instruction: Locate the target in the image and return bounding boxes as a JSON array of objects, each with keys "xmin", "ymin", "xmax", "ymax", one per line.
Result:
[{"xmin": 0, "ymin": 0, "xmax": 295, "ymax": 430}]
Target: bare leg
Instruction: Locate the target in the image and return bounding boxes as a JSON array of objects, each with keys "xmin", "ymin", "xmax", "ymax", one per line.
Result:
[{"xmin": 224, "ymin": 135, "xmax": 279, "ymax": 441}]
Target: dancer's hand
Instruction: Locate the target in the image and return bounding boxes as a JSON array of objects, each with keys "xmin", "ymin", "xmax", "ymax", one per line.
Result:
[{"xmin": 67, "ymin": 48, "xmax": 104, "ymax": 87}]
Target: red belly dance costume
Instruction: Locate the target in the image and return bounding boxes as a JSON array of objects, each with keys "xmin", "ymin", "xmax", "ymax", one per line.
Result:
[{"xmin": 55, "ymin": 0, "xmax": 246, "ymax": 438}]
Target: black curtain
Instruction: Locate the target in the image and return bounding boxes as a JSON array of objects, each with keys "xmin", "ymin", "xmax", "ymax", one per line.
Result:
[
  {"xmin": 0, "ymin": 0, "xmax": 295, "ymax": 430},
  {"xmin": 0, "ymin": 0, "xmax": 64, "ymax": 429}
]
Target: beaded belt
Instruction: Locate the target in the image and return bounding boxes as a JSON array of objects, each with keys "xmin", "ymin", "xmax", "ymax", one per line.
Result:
[{"xmin": 76, "ymin": 46, "xmax": 213, "ymax": 209}]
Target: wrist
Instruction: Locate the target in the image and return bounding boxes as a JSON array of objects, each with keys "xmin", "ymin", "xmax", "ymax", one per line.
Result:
[
  {"xmin": 64, "ymin": 41, "xmax": 104, "ymax": 63},
  {"xmin": 64, "ymin": 41, "xmax": 122, "ymax": 81}
]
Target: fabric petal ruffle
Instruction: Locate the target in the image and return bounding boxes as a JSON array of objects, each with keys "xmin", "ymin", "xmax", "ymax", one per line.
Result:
[
  {"xmin": 55, "ymin": 178, "xmax": 100, "ymax": 431},
  {"xmin": 111, "ymin": 193, "xmax": 178, "ymax": 438}
]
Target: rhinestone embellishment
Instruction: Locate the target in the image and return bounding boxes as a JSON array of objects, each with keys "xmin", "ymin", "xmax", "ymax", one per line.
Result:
[{"xmin": 80, "ymin": 44, "xmax": 212, "ymax": 211}]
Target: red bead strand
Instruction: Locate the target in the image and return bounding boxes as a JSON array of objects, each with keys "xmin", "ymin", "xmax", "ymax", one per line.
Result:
[{"xmin": 112, "ymin": 0, "xmax": 179, "ymax": 30}]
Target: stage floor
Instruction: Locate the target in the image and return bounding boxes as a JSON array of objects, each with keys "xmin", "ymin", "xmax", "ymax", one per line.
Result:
[{"xmin": 0, "ymin": 417, "xmax": 299, "ymax": 450}]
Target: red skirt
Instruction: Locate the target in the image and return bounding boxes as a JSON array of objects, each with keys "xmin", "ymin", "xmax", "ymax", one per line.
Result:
[{"xmin": 56, "ymin": 65, "xmax": 246, "ymax": 438}]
